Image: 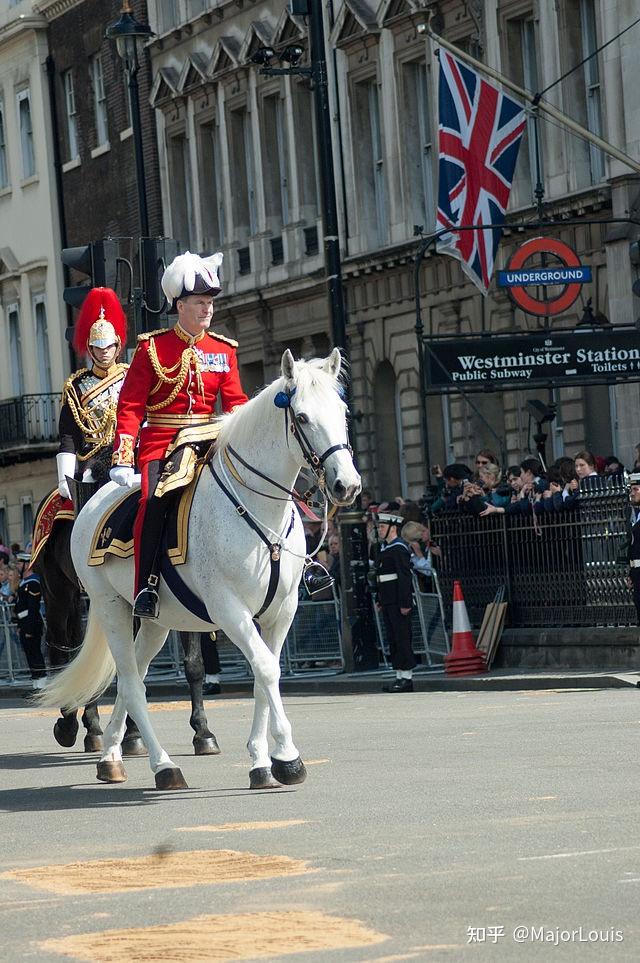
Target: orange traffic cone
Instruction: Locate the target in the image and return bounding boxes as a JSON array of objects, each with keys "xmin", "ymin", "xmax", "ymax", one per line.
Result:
[{"xmin": 443, "ymin": 580, "xmax": 487, "ymax": 676}]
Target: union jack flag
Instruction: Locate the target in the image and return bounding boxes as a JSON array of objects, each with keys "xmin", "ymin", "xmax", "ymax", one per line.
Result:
[{"xmin": 436, "ymin": 50, "xmax": 526, "ymax": 294}]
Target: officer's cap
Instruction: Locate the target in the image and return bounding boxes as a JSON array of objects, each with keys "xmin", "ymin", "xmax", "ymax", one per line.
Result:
[{"xmin": 629, "ymin": 473, "xmax": 640, "ymax": 485}]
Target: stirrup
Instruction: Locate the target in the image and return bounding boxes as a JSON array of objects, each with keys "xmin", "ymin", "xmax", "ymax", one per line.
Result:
[
  {"xmin": 133, "ymin": 586, "xmax": 159, "ymax": 620},
  {"xmin": 303, "ymin": 560, "xmax": 334, "ymax": 597}
]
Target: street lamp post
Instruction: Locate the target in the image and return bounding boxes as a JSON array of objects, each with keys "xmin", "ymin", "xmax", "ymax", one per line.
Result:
[{"xmin": 106, "ymin": 1, "xmax": 154, "ymax": 239}]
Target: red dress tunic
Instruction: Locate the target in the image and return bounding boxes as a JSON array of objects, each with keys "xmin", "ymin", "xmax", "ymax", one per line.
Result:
[{"xmin": 112, "ymin": 322, "xmax": 248, "ymax": 588}]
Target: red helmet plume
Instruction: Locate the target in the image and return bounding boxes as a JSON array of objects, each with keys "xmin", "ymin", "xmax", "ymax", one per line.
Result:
[{"xmin": 73, "ymin": 287, "xmax": 127, "ymax": 357}]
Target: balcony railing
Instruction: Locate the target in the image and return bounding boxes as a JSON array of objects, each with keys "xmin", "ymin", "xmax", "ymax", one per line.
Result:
[{"xmin": 0, "ymin": 393, "xmax": 60, "ymax": 451}]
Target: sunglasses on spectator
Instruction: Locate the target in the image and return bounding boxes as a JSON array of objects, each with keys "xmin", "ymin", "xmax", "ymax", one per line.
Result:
[{"xmin": 476, "ymin": 458, "xmax": 490, "ymax": 465}]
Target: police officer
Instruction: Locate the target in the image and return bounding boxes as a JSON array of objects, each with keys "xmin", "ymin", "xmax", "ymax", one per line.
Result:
[
  {"xmin": 110, "ymin": 251, "xmax": 248, "ymax": 619},
  {"xmin": 375, "ymin": 504, "xmax": 416, "ymax": 692},
  {"xmin": 627, "ymin": 473, "xmax": 640, "ymax": 625},
  {"xmin": 57, "ymin": 288, "xmax": 129, "ymax": 499},
  {"xmin": 13, "ymin": 551, "xmax": 46, "ymax": 689}
]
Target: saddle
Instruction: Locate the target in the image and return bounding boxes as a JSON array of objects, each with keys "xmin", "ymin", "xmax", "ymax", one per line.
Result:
[{"xmin": 87, "ymin": 462, "xmax": 205, "ymax": 568}]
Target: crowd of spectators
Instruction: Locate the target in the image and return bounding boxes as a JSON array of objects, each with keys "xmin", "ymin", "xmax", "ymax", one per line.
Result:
[{"xmin": 426, "ymin": 446, "xmax": 630, "ymax": 518}]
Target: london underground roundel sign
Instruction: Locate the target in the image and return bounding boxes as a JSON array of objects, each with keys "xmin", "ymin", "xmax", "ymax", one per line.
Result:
[{"xmin": 497, "ymin": 237, "xmax": 591, "ymax": 317}]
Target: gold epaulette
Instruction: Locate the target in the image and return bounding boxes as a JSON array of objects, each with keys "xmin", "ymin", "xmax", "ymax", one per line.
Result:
[
  {"xmin": 61, "ymin": 367, "xmax": 90, "ymax": 401},
  {"xmin": 137, "ymin": 327, "xmax": 169, "ymax": 342},
  {"xmin": 209, "ymin": 330, "xmax": 238, "ymax": 348}
]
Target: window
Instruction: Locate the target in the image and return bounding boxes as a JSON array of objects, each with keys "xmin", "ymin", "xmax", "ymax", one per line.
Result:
[
  {"xmin": 17, "ymin": 90, "xmax": 35, "ymax": 179},
  {"xmin": 228, "ymin": 106, "xmax": 257, "ymax": 240},
  {"xmin": 0, "ymin": 100, "xmax": 8, "ymax": 188},
  {"xmin": 352, "ymin": 78, "xmax": 387, "ymax": 248},
  {"xmin": 187, "ymin": 0, "xmax": 207, "ymax": 17},
  {"xmin": 34, "ymin": 298, "xmax": 52, "ymax": 393},
  {"xmin": 402, "ymin": 61, "xmax": 435, "ymax": 232},
  {"xmin": 261, "ymin": 93, "xmax": 290, "ymax": 233},
  {"xmin": 8, "ymin": 304, "xmax": 24, "ymax": 397},
  {"xmin": 90, "ymin": 54, "xmax": 108, "ymax": 146},
  {"xmin": 580, "ymin": 0, "xmax": 605, "ymax": 182},
  {"xmin": 167, "ymin": 132, "xmax": 194, "ymax": 248},
  {"xmin": 21, "ymin": 497, "xmax": 33, "ymax": 548},
  {"xmin": 157, "ymin": 0, "xmax": 179, "ymax": 32},
  {"xmin": 198, "ymin": 121, "xmax": 225, "ymax": 247},
  {"xmin": 292, "ymin": 83, "xmax": 318, "ymax": 223},
  {"xmin": 63, "ymin": 70, "xmax": 79, "ymax": 160},
  {"xmin": 505, "ymin": 18, "xmax": 541, "ymax": 202}
]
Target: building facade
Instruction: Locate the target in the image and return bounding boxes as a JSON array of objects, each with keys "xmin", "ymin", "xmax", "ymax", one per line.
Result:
[
  {"xmin": 0, "ymin": 0, "xmax": 67, "ymax": 547},
  {"xmin": 145, "ymin": 0, "xmax": 640, "ymax": 500}
]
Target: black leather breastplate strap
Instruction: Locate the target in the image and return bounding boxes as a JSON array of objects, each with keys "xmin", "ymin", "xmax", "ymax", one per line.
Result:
[{"xmin": 209, "ymin": 461, "xmax": 295, "ymax": 619}]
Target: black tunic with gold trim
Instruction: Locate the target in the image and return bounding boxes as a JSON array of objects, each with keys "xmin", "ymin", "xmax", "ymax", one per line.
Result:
[{"xmin": 58, "ymin": 362, "xmax": 129, "ymax": 483}]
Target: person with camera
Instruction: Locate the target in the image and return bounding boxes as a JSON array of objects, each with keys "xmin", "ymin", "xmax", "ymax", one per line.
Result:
[
  {"xmin": 374, "ymin": 504, "xmax": 415, "ymax": 693},
  {"xmin": 429, "ymin": 463, "xmax": 474, "ymax": 513},
  {"xmin": 480, "ymin": 457, "xmax": 546, "ymax": 516}
]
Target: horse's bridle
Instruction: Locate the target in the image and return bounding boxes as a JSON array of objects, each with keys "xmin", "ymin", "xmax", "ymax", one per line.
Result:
[{"xmin": 280, "ymin": 386, "xmax": 353, "ymax": 483}]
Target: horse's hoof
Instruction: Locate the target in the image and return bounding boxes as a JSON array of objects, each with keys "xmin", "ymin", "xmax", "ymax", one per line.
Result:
[
  {"xmin": 155, "ymin": 767, "xmax": 189, "ymax": 790},
  {"xmin": 249, "ymin": 767, "xmax": 282, "ymax": 790},
  {"xmin": 121, "ymin": 735, "xmax": 147, "ymax": 757},
  {"xmin": 96, "ymin": 760, "xmax": 127, "ymax": 783},
  {"xmin": 53, "ymin": 719, "xmax": 79, "ymax": 748},
  {"xmin": 83, "ymin": 733, "xmax": 103, "ymax": 753},
  {"xmin": 193, "ymin": 735, "xmax": 221, "ymax": 755},
  {"xmin": 270, "ymin": 756, "xmax": 307, "ymax": 786}
]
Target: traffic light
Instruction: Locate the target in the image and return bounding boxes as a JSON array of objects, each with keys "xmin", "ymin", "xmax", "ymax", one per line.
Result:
[
  {"xmin": 62, "ymin": 239, "xmax": 118, "ymax": 307},
  {"xmin": 140, "ymin": 237, "xmax": 179, "ymax": 315}
]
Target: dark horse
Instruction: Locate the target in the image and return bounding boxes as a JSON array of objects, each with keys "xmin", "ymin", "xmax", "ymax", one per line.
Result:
[{"xmin": 34, "ymin": 517, "xmax": 220, "ymax": 756}]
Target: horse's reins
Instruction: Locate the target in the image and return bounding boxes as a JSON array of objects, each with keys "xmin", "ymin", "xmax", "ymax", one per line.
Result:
[{"xmin": 209, "ymin": 384, "xmax": 350, "ymax": 617}]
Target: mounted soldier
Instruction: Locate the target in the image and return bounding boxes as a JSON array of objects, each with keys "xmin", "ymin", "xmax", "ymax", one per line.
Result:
[
  {"xmin": 56, "ymin": 288, "xmax": 129, "ymax": 507},
  {"xmin": 110, "ymin": 251, "xmax": 248, "ymax": 619}
]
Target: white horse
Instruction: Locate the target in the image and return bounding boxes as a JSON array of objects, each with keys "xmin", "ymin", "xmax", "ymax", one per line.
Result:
[{"xmin": 39, "ymin": 349, "xmax": 361, "ymax": 790}]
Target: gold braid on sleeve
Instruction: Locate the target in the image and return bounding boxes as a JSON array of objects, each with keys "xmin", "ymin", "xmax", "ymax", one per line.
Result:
[
  {"xmin": 146, "ymin": 339, "xmax": 204, "ymax": 411},
  {"xmin": 62, "ymin": 374, "xmax": 119, "ymax": 462}
]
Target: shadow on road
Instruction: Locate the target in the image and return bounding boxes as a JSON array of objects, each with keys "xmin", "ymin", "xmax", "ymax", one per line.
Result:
[{"xmin": 0, "ymin": 751, "xmax": 98, "ymax": 770}]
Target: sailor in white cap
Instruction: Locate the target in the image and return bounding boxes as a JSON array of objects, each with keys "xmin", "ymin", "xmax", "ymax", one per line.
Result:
[{"xmin": 374, "ymin": 502, "xmax": 416, "ymax": 692}]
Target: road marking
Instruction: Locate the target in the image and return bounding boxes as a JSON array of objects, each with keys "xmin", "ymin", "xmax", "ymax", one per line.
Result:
[
  {"xmin": 176, "ymin": 820, "xmax": 308, "ymax": 833},
  {"xmin": 2, "ymin": 849, "xmax": 312, "ymax": 894},
  {"xmin": 519, "ymin": 844, "xmax": 640, "ymax": 861},
  {"xmin": 41, "ymin": 910, "xmax": 388, "ymax": 961}
]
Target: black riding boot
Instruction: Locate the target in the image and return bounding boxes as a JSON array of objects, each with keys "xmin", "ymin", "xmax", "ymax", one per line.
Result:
[{"xmin": 133, "ymin": 495, "xmax": 170, "ymax": 619}]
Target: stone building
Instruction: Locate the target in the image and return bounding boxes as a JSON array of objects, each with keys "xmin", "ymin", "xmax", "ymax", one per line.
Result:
[
  {"xmin": 0, "ymin": 0, "xmax": 162, "ymax": 546},
  {"xmin": 0, "ymin": 1, "xmax": 67, "ymax": 547},
  {"xmin": 145, "ymin": 0, "xmax": 640, "ymax": 499}
]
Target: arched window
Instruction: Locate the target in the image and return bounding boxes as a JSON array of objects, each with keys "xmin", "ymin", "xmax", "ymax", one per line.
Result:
[{"xmin": 373, "ymin": 360, "xmax": 405, "ymax": 498}]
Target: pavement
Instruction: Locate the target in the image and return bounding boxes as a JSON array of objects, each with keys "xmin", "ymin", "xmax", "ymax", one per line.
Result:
[{"xmin": 2, "ymin": 664, "xmax": 640, "ymax": 701}]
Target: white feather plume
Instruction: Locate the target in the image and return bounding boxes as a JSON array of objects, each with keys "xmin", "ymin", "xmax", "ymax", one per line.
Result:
[{"xmin": 161, "ymin": 251, "xmax": 223, "ymax": 301}]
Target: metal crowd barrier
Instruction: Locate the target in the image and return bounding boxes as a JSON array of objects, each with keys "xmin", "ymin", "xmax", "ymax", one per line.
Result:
[
  {"xmin": 431, "ymin": 481, "xmax": 636, "ymax": 628},
  {"xmin": 373, "ymin": 572, "xmax": 450, "ymax": 667}
]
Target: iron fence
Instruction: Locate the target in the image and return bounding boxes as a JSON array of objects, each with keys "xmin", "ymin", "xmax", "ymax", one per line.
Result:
[
  {"xmin": 431, "ymin": 482, "xmax": 635, "ymax": 628},
  {"xmin": 0, "ymin": 393, "xmax": 60, "ymax": 450}
]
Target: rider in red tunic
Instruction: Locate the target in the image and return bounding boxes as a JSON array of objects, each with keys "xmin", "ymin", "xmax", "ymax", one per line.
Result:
[{"xmin": 110, "ymin": 252, "xmax": 248, "ymax": 618}]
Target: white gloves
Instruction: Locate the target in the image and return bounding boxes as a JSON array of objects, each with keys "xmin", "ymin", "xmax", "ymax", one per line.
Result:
[
  {"xmin": 56, "ymin": 452, "xmax": 76, "ymax": 500},
  {"xmin": 110, "ymin": 466, "xmax": 135, "ymax": 488}
]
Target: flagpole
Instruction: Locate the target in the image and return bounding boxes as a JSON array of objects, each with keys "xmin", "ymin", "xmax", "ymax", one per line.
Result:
[{"xmin": 419, "ymin": 21, "xmax": 640, "ymax": 176}]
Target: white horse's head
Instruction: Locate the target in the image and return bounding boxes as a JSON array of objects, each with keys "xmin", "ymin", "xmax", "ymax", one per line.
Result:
[{"xmin": 281, "ymin": 348, "xmax": 361, "ymax": 506}]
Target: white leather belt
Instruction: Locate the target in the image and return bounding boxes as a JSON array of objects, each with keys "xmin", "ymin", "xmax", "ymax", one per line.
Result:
[
  {"xmin": 630, "ymin": 559, "xmax": 640, "ymax": 568},
  {"xmin": 378, "ymin": 573, "xmax": 398, "ymax": 582}
]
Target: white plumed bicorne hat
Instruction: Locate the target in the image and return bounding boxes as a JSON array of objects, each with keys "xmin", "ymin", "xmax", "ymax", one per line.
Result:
[{"xmin": 161, "ymin": 251, "xmax": 223, "ymax": 312}]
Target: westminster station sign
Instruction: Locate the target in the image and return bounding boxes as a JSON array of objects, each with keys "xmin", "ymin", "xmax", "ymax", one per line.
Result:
[{"xmin": 426, "ymin": 329, "xmax": 640, "ymax": 392}]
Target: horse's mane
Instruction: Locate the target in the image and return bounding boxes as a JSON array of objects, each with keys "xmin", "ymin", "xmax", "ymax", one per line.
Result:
[{"xmin": 216, "ymin": 356, "xmax": 347, "ymax": 452}]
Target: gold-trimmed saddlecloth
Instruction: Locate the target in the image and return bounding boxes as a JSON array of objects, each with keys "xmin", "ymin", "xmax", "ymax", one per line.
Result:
[{"xmin": 31, "ymin": 490, "xmax": 75, "ymax": 568}]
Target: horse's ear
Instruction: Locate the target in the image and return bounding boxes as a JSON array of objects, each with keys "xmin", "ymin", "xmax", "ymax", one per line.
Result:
[
  {"xmin": 323, "ymin": 347, "xmax": 342, "ymax": 380},
  {"xmin": 281, "ymin": 349, "xmax": 296, "ymax": 382}
]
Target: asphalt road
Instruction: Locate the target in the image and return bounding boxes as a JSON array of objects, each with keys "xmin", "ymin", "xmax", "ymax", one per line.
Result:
[{"xmin": 1, "ymin": 687, "xmax": 639, "ymax": 961}]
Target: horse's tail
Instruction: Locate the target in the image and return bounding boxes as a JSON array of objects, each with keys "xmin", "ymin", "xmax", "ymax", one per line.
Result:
[{"xmin": 36, "ymin": 608, "xmax": 116, "ymax": 710}]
